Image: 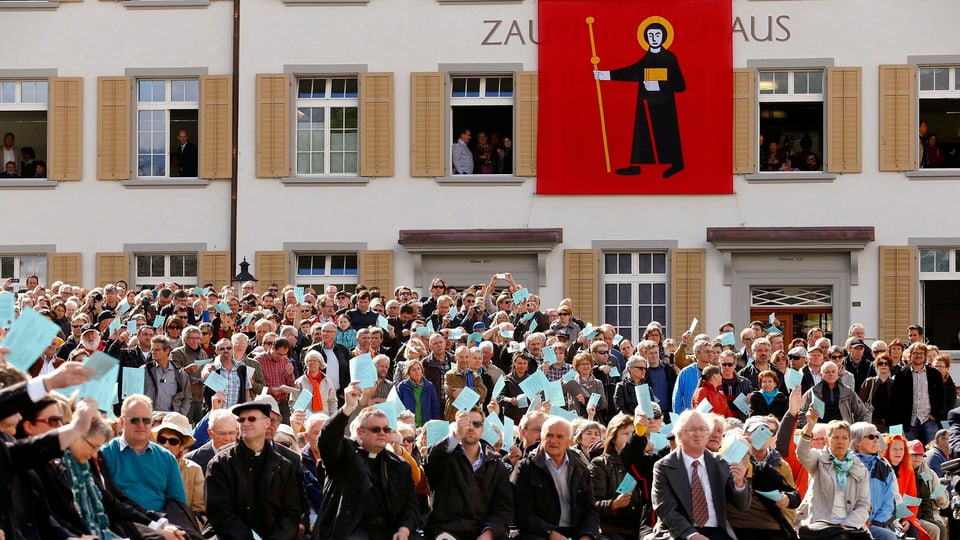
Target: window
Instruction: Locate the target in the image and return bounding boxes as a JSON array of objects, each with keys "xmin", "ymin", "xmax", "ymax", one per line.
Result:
[
  {"xmin": 295, "ymin": 253, "xmax": 359, "ymax": 292},
  {"xmin": 758, "ymin": 70, "xmax": 824, "ymax": 173},
  {"xmin": 0, "ymin": 79, "xmax": 48, "ymax": 177},
  {"xmin": 295, "ymin": 77, "xmax": 359, "ymax": 176},
  {"xmin": 0, "ymin": 255, "xmax": 46, "ymax": 286},
  {"xmin": 136, "ymin": 79, "xmax": 199, "ymax": 178},
  {"xmin": 918, "ymin": 247, "xmax": 960, "ymax": 349},
  {"xmin": 602, "ymin": 252, "xmax": 668, "ymax": 341},
  {"xmin": 135, "ymin": 253, "xmax": 198, "ymax": 289},
  {"xmin": 918, "ymin": 66, "xmax": 960, "ymax": 169},
  {"xmin": 450, "ymin": 74, "xmax": 513, "ymax": 175}
]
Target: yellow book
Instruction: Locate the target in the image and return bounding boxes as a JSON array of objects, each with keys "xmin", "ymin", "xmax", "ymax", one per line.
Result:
[{"xmin": 644, "ymin": 68, "xmax": 668, "ymax": 81}]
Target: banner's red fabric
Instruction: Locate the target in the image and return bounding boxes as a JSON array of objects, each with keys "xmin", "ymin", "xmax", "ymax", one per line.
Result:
[{"xmin": 537, "ymin": 0, "xmax": 733, "ymax": 194}]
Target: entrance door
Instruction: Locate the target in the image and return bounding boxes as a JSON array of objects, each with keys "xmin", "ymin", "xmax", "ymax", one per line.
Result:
[{"xmin": 750, "ymin": 286, "xmax": 833, "ymax": 342}]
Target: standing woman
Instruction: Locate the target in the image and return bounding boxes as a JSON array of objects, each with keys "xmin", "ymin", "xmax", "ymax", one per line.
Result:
[
  {"xmin": 858, "ymin": 352, "xmax": 895, "ymax": 433},
  {"xmin": 563, "ymin": 351, "xmax": 608, "ymax": 421},
  {"xmin": 849, "ymin": 422, "xmax": 899, "ymax": 540},
  {"xmin": 589, "ymin": 414, "xmax": 647, "ymax": 540},
  {"xmin": 497, "ymin": 352, "xmax": 531, "ymax": 423}
]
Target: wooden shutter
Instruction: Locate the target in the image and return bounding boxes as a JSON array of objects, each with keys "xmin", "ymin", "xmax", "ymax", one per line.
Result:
[
  {"xmin": 96, "ymin": 252, "xmax": 130, "ymax": 288},
  {"xmin": 670, "ymin": 249, "xmax": 706, "ymax": 338},
  {"xmin": 732, "ymin": 68, "xmax": 755, "ymax": 174},
  {"xmin": 410, "ymin": 72, "xmax": 445, "ymax": 177},
  {"xmin": 564, "ymin": 249, "xmax": 598, "ymax": 326},
  {"xmin": 878, "ymin": 246, "xmax": 916, "ymax": 343},
  {"xmin": 48, "ymin": 77, "xmax": 83, "ymax": 181},
  {"xmin": 255, "ymin": 74, "xmax": 290, "ymax": 178},
  {"xmin": 255, "ymin": 251, "xmax": 290, "ymax": 293},
  {"xmin": 515, "ymin": 71, "xmax": 538, "ymax": 177},
  {"xmin": 879, "ymin": 65, "xmax": 917, "ymax": 172},
  {"xmin": 359, "ymin": 72, "xmax": 394, "ymax": 178},
  {"xmin": 826, "ymin": 67, "xmax": 862, "ymax": 174},
  {"xmin": 359, "ymin": 250, "xmax": 394, "ymax": 294},
  {"xmin": 199, "ymin": 75, "xmax": 232, "ymax": 179},
  {"xmin": 197, "ymin": 251, "xmax": 231, "ymax": 289},
  {"xmin": 48, "ymin": 253, "xmax": 82, "ymax": 287},
  {"xmin": 97, "ymin": 76, "xmax": 131, "ymax": 180}
]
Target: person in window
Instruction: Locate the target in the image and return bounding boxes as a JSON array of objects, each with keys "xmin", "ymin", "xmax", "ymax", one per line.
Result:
[
  {"xmin": 1, "ymin": 132, "xmax": 17, "ymax": 175},
  {"xmin": 763, "ymin": 140, "xmax": 783, "ymax": 171},
  {"xmin": 19, "ymin": 147, "xmax": 36, "ymax": 178},
  {"xmin": 497, "ymin": 137, "xmax": 513, "ymax": 174},
  {"xmin": 473, "ymin": 131, "xmax": 495, "ymax": 174},
  {"xmin": 452, "ymin": 129, "xmax": 473, "ymax": 174},
  {"xmin": 0, "ymin": 161, "xmax": 17, "ymax": 177},
  {"xmin": 924, "ymin": 134, "xmax": 945, "ymax": 168},
  {"xmin": 176, "ymin": 130, "xmax": 197, "ymax": 177}
]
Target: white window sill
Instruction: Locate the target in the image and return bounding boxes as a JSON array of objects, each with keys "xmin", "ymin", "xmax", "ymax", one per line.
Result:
[
  {"xmin": 0, "ymin": 179, "xmax": 58, "ymax": 189},
  {"xmin": 121, "ymin": 178, "xmax": 210, "ymax": 188},
  {"xmin": 280, "ymin": 176, "xmax": 370, "ymax": 186},
  {"xmin": 281, "ymin": 0, "xmax": 369, "ymax": 4},
  {"xmin": 435, "ymin": 174, "xmax": 528, "ymax": 185},
  {"xmin": 744, "ymin": 172, "xmax": 836, "ymax": 183},
  {"xmin": 122, "ymin": 0, "xmax": 210, "ymax": 7},
  {"xmin": 0, "ymin": 1, "xmax": 59, "ymax": 9},
  {"xmin": 905, "ymin": 169, "xmax": 960, "ymax": 180}
]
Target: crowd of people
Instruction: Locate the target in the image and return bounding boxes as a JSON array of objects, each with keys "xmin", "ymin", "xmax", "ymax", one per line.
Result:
[
  {"xmin": 759, "ymin": 133, "xmax": 822, "ymax": 172},
  {"xmin": 1, "ymin": 271, "xmax": 960, "ymax": 540},
  {"xmin": 451, "ymin": 129, "xmax": 512, "ymax": 175},
  {"xmin": 0, "ymin": 133, "xmax": 46, "ymax": 179}
]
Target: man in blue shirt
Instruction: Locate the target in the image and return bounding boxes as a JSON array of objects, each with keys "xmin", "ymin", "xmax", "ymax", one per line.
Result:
[{"xmin": 672, "ymin": 339, "xmax": 718, "ymax": 413}]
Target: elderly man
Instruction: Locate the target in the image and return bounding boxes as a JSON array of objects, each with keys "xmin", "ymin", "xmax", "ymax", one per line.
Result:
[
  {"xmin": 800, "ymin": 361, "xmax": 870, "ymax": 425},
  {"xmin": 443, "ymin": 345, "xmax": 488, "ymax": 421},
  {"xmin": 510, "ymin": 416, "xmax": 600, "ymax": 540},
  {"xmin": 673, "ymin": 339, "xmax": 717, "ymax": 413},
  {"xmin": 205, "ymin": 395, "xmax": 304, "ymax": 539},
  {"xmin": 315, "ymin": 382, "xmax": 419, "ymax": 540},
  {"xmin": 201, "ymin": 338, "xmax": 252, "ymax": 410},
  {"xmin": 232, "ymin": 332, "xmax": 266, "ymax": 396},
  {"xmin": 648, "ymin": 410, "xmax": 750, "ymax": 540},
  {"xmin": 170, "ymin": 326, "xmax": 207, "ymax": 423},
  {"xmin": 423, "ymin": 332, "xmax": 454, "ymax": 403},
  {"xmin": 183, "ymin": 408, "xmax": 237, "ymax": 473},
  {"xmin": 142, "ymin": 335, "xmax": 192, "ymax": 416}
]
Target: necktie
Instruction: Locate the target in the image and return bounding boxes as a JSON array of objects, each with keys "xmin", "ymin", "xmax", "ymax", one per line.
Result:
[
  {"xmin": 466, "ymin": 371, "xmax": 474, "ymax": 387},
  {"xmin": 691, "ymin": 460, "xmax": 709, "ymax": 527}
]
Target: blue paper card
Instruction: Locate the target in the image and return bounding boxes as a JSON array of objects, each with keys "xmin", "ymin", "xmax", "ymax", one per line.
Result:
[
  {"xmin": 942, "ymin": 421, "xmax": 950, "ymax": 430},
  {"xmin": 516, "ymin": 394, "xmax": 529, "ymax": 408},
  {"xmin": 768, "ymin": 312, "xmax": 776, "ymax": 325},
  {"xmin": 467, "ymin": 332, "xmax": 483, "ymax": 346},
  {"xmin": 85, "ymin": 352, "xmax": 120, "ymax": 381},
  {"xmin": 733, "ymin": 393, "xmax": 750, "ymax": 415},
  {"xmin": 719, "ymin": 332, "xmax": 735, "ymax": 346},
  {"xmin": 80, "ymin": 367, "xmax": 119, "ymax": 411},
  {"xmin": 587, "ymin": 393, "xmax": 601, "ymax": 409},
  {"xmin": 520, "ymin": 312, "xmax": 535, "ymax": 323},
  {"xmin": 194, "ymin": 287, "xmax": 208, "ymax": 296},
  {"xmin": 452, "ymin": 386, "xmax": 481, "ymax": 412},
  {"xmin": 635, "ymin": 384, "xmax": 654, "ymax": 417},
  {"xmin": 615, "ymin": 474, "xmax": 637, "ymax": 494},
  {"xmin": 117, "ymin": 299, "xmax": 130, "ymax": 315},
  {"xmin": 427, "ymin": 320, "xmax": 435, "ymax": 333},
  {"xmin": 349, "ymin": 354, "xmax": 377, "ymax": 389},
  {"xmin": 499, "ymin": 328, "xmax": 513, "ymax": 338},
  {"xmin": 529, "ymin": 319, "xmax": 538, "ymax": 333},
  {"xmin": 542, "ymin": 346, "xmax": 558, "ymax": 366},
  {"xmin": 425, "ymin": 420, "xmax": 450, "ymax": 446},
  {"xmin": 920, "ymin": 471, "xmax": 930, "ymax": 481},
  {"xmin": 766, "ymin": 326, "xmax": 779, "ymax": 334},
  {"xmin": 241, "ymin": 314, "xmax": 254, "ymax": 327},
  {"xmin": 108, "ymin": 317, "xmax": 122, "ymax": 335},
  {"xmin": 194, "ymin": 358, "xmax": 213, "ymax": 366},
  {"xmin": 811, "ymin": 396, "xmax": 825, "ymax": 418},
  {"xmin": 448, "ymin": 328, "xmax": 464, "ymax": 341},
  {"xmin": 293, "ymin": 388, "xmax": 313, "ymax": 411},
  {"xmin": 695, "ymin": 400, "xmax": 713, "ymax": 414},
  {"xmin": 416, "ymin": 326, "xmax": 431, "ymax": 336},
  {"xmin": 2, "ymin": 307, "xmax": 61, "ymax": 371},
  {"xmin": 552, "ymin": 407, "xmax": 579, "ymax": 422},
  {"xmin": 931, "ymin": 483, "xmax": 947, "ymax": 500},
  {"xmin": 561, "ymin": 369, "xmax": 577, "ymax": 383},
  {"xmin": 216, "ymin": 302, "xmax": 232, "ymax": 313},
  {"xmin": 894, "ymin": 503, "xmax": 913, "ymax": 519},
  {"xmin": 512, "ymin": 288, "xmax": 529, "ymax": 304},
  {"xmin": 902, "ymin": 494, "xmax": 921, "ymax": 506},
  {"xmin": 501, "ymin": 417, "xmax": 515, "ymax": 451},
  {"xmin": 153, "ymin": 315, "xmax": 166, "ymax": 329},
  {"xmin": 127, "ymin": 319, "xmax": 137, "ymax": 335},
  {"xmin": 492, "ymin": 376, "xmax": 506, "ymax": 399},
  {"xmin": 372, "ymin": 402, "xmax": 398, "ymax": 430},
  {"xmin": 756, "ymin": 490, "xmax": 782, "ymax": 502},
  {"xmin": 609, "ymin": 366, "xmax": 620, "ymax": 377},
  {"xmin": 543, "ymin": 380, "xmax": 565, "ymax": 404},
  {"xmin": 377, "ymin": 315, "xmax": 390, "ymax": 331},
  {"xmin": 889, "ymin": 424, "xmax": 904, "ymax": 436},
  {"xmin": 721, "ymin": 438, "xmax": 749, "ymax": 464},
  {"xmin": 252, "ymin": 531, "xmax": 263, "ymax": 540},
  {"xmin": 650, "ymin": 432, "xmax": 670, "ymax": 452},
  {"xmin": 204, "ymin": 372, "xmax": 228, "ymax": 393},
  {"xmin": 750, "ymin": 425, "xmax": 774, "ymax": 450},
  {"xmin": 785, "ymin": 368, "xmax": 803, "ymax": 391},
  {"xmin": 121, "ymin": 367, "xmax": 144, "ymax": 399},
  {"xmin": 518, "ymin": 370, "xmax": 548, "ymax": 398},
  {"xmin": 294, "ymin": 287, "xmax": 305, "ymax": 304},
  {"xmin": 0, "ymin": 292, "xmax": 13, "ymax": 327},
  {"xmin": 481, "ymin": 421, "xmax": 501, "ymax": 445},
  {"xmin": 582, "ymin": 324, "xmax": 597, "ymax": 340},
  {"xmin": 613, "ymin": 334, "xmax": 624, "ymax": 345}
]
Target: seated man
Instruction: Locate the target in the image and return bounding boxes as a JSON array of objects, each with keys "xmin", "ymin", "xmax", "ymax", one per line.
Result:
[{"xmin": 183, "ymin": 408, "xmax": 237, "ymax": 474}]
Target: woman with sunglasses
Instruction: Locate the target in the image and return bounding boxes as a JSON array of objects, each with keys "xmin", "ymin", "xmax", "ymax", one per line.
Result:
[
  {"xmin": 858, "ymin": 352, "xmax": 896, "ymax": 433},
  {"xmin": 848, "ymin": 422, "xmax": 901, "ymax": 540},
  {"xmin": 152, "ymin": 413, "xmax": 204, "ymax": 516}
]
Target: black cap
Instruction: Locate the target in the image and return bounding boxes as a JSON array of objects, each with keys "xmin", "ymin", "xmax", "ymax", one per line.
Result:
[{"xmin": 96, "ymin": 310, "xmax": 116, "ymax": 324}]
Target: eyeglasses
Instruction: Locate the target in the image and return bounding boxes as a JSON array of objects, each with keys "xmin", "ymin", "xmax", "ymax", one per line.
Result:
[
  {"xmin": 403, "ymin": 436, "xmax": 416, "ymax": 443},
  {"xmin": 469, "ymin": 420, "xmax": 484, "ymax": 428},
  {"xmin": 830, "ymin": 354, "xmax": 844, "ymax": 359},
  {"xmin": 237, "ymin": 415, "xmax": 266, "ymax": 423},
  {"xmin": 682, "ymin": 427, "xmax": 711, "ymax": 434},
  {"xmin": 721, "ymin": 362, "xmax": 736, "ymax": 367},
  {"xmin": 71, "ymin": 324, "xmax": 84, "ymax": 329},
  {"xmin": 217, "ymin": 347, "xmax": 233, "ymax": 352},
  {"xmin": 156, "ymin": 435, "xmax": 182, "ymax": 446},
  {"xmin": 210, "ymin": 429, "xmax": 238, "ymax": 438},
  {"xmin": 876, "ymin": 361, "xmax": 890, "ymax": 367},
  {"xmin": 201, "ymin": 331, "xmax": 212, "ymax": 336},
  {"xmin": 873, "ymin": 349, "xmax": 887, "ymax": 354},
  {"xmin": 595, "ymin": 350, "xmax": 609, "ymax": 355},
  {"xmin": 742, "ymin": 337, "xmax": 755, "ymax": 341},
  {"xmin": 168, "ymin": 326, "xmax": 183, "ymax": 330},
  {"xmin": 33, "ymin": 416, "xmax": 64, "ymax": 427},
  {"xmin": 125, "ymin": 417, "xmax": 152, "ymax": 425},
  {"xmin": 363, "ymin": 425, "xmax": 393, "ymax": 434},
  {"xmin": 631, "ymin": 366, "xmax": 646, "ymax": 371},
  {"xmin": 263, "ymin": 341, "xmax": 275, "ymax": 346},
  {"xmin": 268, "ymin": 288, "xmax": 279, "ymax": 293},
  {"xmin": 862, "ymin": 433, "xmax": 880, "ymax": 440}
]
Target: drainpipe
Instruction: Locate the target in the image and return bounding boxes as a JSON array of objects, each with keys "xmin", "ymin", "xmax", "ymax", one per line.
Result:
[{"xmin": 230, "ymin": 0, "xmax": 240, "ymax": 274}]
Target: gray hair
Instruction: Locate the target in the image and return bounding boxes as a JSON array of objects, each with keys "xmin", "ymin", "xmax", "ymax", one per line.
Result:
[
  {"xmin": 625, "ymin": 355, "xmax": 647, "ymax": 370},
  {"xmin": 541, "ymin": 416, "xmax": 574, "ymax": 439},
  {"xmin": 182, "ymin": 325, "xmax": 201, "ymax": 338},
  {"xmin": 751, "ymin": 337, "xmax": 771, "ymax": 353},
  {"xmin": 849, "ymin": 421, "xmax": 877, "ymax": 452},
  {"xmin": 693, "ymin": 339, "xmax": 713, "ymax": 355},
  {"xmin": 208, "ymin": 409, "xmax": 236, "ymax": 430},
  {"xmin": 304, "ymin": 350, "xmax": 328, "ymax": 370},
  {"xmin": 86, "ymin": 417, "xmax": 114, "ymax": 441}
]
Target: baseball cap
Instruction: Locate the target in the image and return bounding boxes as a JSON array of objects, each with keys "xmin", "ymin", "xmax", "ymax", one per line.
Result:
[
  {"xmin": 908, "ymin": 440, "xmax": 925, "ymax": 455},
  {"xmin": 788, "ymin": 346, "xmax": 808, "ymax": 358},
  {"xmin": 473, "ymin": 322, "xmax": 487, "ymax": 331},
  {"xmin": 96, "ymin": 310, "xmax": 116, "ymax": 324},
  {"xmin": 848, "ymin": 338, "xmax": 866, "ymax": 348}
]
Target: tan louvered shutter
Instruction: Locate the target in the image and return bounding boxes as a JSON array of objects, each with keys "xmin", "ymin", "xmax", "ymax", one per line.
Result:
[
  {"xmin": 826, "ymin": 67, "xmax": 862, "ymax": 174},
  {"xmin": 564, "ymin": 249, "xmax": 598, "ymax": 326},
  {"xmin": 410, "ymin": 73, "xmax": 445, "ymax": 177},
  {"xmin": 732, "ymin": 68, "xmax": 755, "ymax": 174},
  {"xmin": 878, "ymin": 246, "xmax": 916, "ymax": 343},
  {"xmin": 255, "ymin": 251, "xmax": 290, "ymax": 293},
  {"xmin": 670, "ymin": 249, "xmax": 706, "ymax": 338},
  {"xmin": 879, "ymin": 65, "xmax": 916, "ymax": 172},
  {"xmin": 515, "ymin": 71, "xmax": 538, "ymax": 177},
  {"xmin": 199, "ymin": 75, "xmax": 232, "ymax": 179},
  {"xmin": 48, "ymin": 77, "xmax": 83, "ymax": 181},
  {"xmin": 48, "ymin": 253, "xmax": 82, "ymax": 287},
  {"xmin": 96, "ymin": 252, "xmax": 130, "ymax": 288},
  {"xmin": 97, "ymin": 77, "xmax": 131, "ymax": 180},
  {"xmin": 359, "ymin": 250, "xmax": 394, "ymax": 294},
  {"xmin": 197, "ymin": 251, "xmax": 231, "ymax": 290},
  {"xmin": 359, "ymin": 72, "xmax": 394, "ymax": 178},
  {"xmin": 255, "ymin": 74, "xmax": 290, "ymax": 178}
]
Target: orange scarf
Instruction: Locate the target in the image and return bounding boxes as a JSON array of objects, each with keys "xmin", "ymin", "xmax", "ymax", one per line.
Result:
[{"xmin": 306, "ymin": 370, "xmax": 324, "ymax": 411}]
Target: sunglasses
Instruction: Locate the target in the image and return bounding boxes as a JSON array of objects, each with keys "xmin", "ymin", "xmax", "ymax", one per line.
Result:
[
  {"xmin": 595, "ymin": 350, "xmax": 609, "ymax": 355},
  {"xmin": 721, "ymin": 362, "xmax": 736, "ymax": 367},
  {"xmin": 263, "ymin": 341, "xmax": 276, "ymax": 346},
  {"xmin": 237, "ymin": 415, "xmax": 266, "ymax": 423},
  {"xmin": 363, "ymin": 426, "xmax": 393, "ymax": 434},
  {"xmin": 873, "ymin": 349, "xmax": 887, "ymax": 354},
  {"xmin": 431, "ymin": 285, "xmax": 445, "ymax": 289},
  {"xmin": 403, "ymin": 436, "xmax": 416, "ymax": 443},
  {"xmin": 653, "ymin": 414, "xmax": 663, "ymax": 420},
  {"xmin": 876, "ymin": 361, "xmax": 890, "ymax": 367},
  {"xmin": 33, "ymin": 416, "xmax": 64, "ymax": 427},
  {"xmin": 469, "ymin": 420, "xmax": 484, "ymax": 428},
  {"xmin": 125, "ymin": 417, "xmax": 152, "ymax": 425},
  {"xmin": 217, "ymin": 347, "xmax": 233, "ymax": 352},
  {"xmin": 863, "ymin": 433, "xmax": 880, "ymax": 440},
  {"xmin": 156, "ymin": 435, "xmax": 182, "ymax": 446},
  {"xmin": 830, "ymin": 354, "xmax": 844, "ymax": 359},
  {"xmin": 632, "ymin": 366, "xmax": 647, "ymax": 371}
]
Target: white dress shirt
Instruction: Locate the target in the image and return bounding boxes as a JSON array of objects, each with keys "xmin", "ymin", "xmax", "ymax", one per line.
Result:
[{"xmin": 680, "ymin": 451, "xmax": 718, "ymax": 528}]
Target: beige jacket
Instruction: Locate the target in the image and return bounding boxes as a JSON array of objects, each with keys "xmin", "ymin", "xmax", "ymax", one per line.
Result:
[{"xmin": 796, "ymin": 436, "xmax": 870, "ymax": 528}]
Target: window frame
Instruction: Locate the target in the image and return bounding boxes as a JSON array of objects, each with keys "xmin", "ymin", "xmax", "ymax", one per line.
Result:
[
  {"xmin": 293, "ymin": 76, "xmax": 360, "ymax": 178},
  {"xmin": 756, "ymin": 68, "xmax": 826, "ymax": 174},
  {"xmin": 133, "ymin": 252, "xmax": 199, "ymax": 289},
  {"xmin": 293, "ymin": 252, "xmax": 360, "ymax": 293},
  {"xmin": 0, "ymin": 254, "xmax": 47, "ymax": 287},
  {"xmin": 916, "ymin": 64, "xmax": 960, "ymax": 172},
  {"xmin": 918, "ymin": 247, "xmax": 960, "ymax": 280},
  {"xmin": 448, "ymin": 72, "xmax": 515, "ymax": 178},
  {"xmin": 134, "ymin": 77, "xmax": 200, "ymax": 180},
  {"xmin": 0, "ymin": 73, "xmax": 52, "ymax": 185},
  {"xmin": 600, "ymin": 251, "xmax": 670, "ymax": 342}
]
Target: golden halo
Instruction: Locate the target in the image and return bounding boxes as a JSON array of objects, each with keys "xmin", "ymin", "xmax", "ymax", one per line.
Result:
[{"xmin": 636, "ymin": 16, "xmax": 674, "ymax": 51}]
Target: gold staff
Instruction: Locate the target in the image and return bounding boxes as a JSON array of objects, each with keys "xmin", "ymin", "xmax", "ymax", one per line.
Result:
[{"xmin": 586, "ymin": 16, "xmax": 611, "ymax": 173}]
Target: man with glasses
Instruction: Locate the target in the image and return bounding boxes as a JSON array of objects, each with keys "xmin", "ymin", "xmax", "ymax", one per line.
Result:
[
  {"xmin": 892, "ymin": 343, "xmax": 944, "ymax": 446},
  {"xmin": 734, "ymin": 328, "xmax": 755, "ymax": 370},
  {"xmin": 205, "ymin": 394, "xmax": 304, "ymax": 540},
  {"xmin": 201, "ymin": 338, "xmax": 251, "ymax": 410},
  {"xmin": 171, "ymin": 326, "xmax": 208, "ymax": 423},
  {"xmin": 315, "ymin": 381, "xmax": 419, "ymax": 540},
  {"xmin": 673, "ymin": 339, "xmax": 716, "ymax": 413},
  {"xmin": 739, "ymin": 337, "xmax": 786, "ymax": 393},
  {"xmin": 184, "ymin": 408, "xmax": 237, "ymax": 473},
  {"xmin": 142, "ymin": 335, "xmax": 192, "ymax": 416},
  {"xmin": 424, "ymin": 407, "xmax": 513, "ymax": 540}
]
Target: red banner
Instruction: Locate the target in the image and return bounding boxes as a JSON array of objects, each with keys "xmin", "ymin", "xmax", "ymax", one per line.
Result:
[{"xmin": 537, "ymin": 0, "xmax": 732, "ymax": 194}]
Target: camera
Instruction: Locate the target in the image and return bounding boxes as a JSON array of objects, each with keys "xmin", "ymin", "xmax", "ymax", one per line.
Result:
[{"xmin": 92, "ymin": 293, "xmax": 103, "ymax": 302}]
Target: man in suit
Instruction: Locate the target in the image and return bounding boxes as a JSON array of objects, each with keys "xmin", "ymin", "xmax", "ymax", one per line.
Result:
[
  {"xmin": 301, "ymin": 321, "xmax": 351, "ymax": 406},
  {"xmin": 649, "ymin": 409, "xmax": 750, "ymax": 540},
  {"xmin": 176, "ymin": 129, "xmax": 198, "ymax": 177}
]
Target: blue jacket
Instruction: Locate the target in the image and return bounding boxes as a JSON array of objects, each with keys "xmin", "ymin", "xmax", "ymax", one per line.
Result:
[
  {"xmin": 672, "ymin": 363, "xmax": 702, "ymax": 413},
  {"xmin": 854, "ymin": 452, "xmax": 897, "ymax": 525},
  {"xmin": 396, "ymin": 378, "xmax": 442, "ymax": 425}
]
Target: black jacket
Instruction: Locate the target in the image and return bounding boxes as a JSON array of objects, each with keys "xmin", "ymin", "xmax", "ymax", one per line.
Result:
[
  {"xmin": 314, "ymin": 409, "xmax": 419, "ymax": 539},
  {"xmin": 891, "ymin": 364, "xmax": 945, "ymax": 426},
  {"xmin": 423, "ymin": 437, "xmax": 513, "ymax": 537},
  {"xmin": 205, "ymin": 439, "xmax": 304, "ymax": 540},
  {"xmin": 510, "ymin": 447, "xmax": 600, "ymax": 540}
]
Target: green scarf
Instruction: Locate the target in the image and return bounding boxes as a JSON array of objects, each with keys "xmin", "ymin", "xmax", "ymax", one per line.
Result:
[
  {"xmin": 829, "ymin": 449, "xmax": 856, "ymax": 491},
  {"xmin": 413, "ymin": 384, "xmax": 424, "ymax": 426},
  {"xmin": 63, "ymin": 449, "xmax": 117, "ymax": 539}
]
